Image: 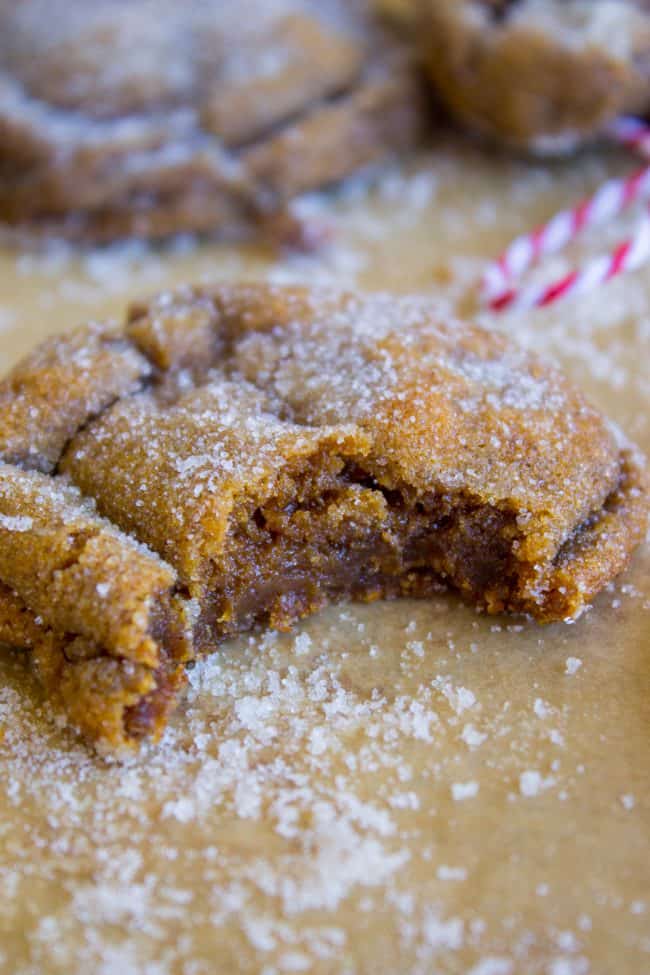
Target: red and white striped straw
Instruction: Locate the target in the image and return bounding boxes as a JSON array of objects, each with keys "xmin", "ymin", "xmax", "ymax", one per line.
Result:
[{"xmin": 482, "ymin": 117, "xmax": 650, "ymax": 312}]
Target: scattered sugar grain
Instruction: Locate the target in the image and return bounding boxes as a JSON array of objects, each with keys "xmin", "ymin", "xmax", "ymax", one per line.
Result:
[
  {"xmin": 519, "ymin": 771, "xmax": 556, "ymax": 798},
  {"xmin": 451, "ymin": 781, "xmax": 479, "ymax": 801},
  {"xmin": 292, "ymin": 633, "xmax": 312, "ymax": 657},
  {"xmin": 433, "ymin": 676, "xmax": 476, "ymax": 714},
  {"xmin": 406, "ymin": 640, "xmax": 425, "ymax": 658},
  {"xmin": 555, "ymin": 930, "xmax": 579, "ymax": 952},
  {"xmin": 436, "ymin": 865, "xmax": 467, "ymax": 882},
  {"xmin": 534, "ymin": 698, "xmax": 551, "ymax": 719},
  {"xmin": 421, "ymin": 911, "xmax": 464, "ymax": 951},
  {"xmin": 547, "ymin": 957, "xmax": 589, "ymax": 975},
  {"xmin": 468, "ymin": 960, "xmax": 514, "ymax": 975},
  {"xmin": 565, "ymin": 658, "xmax": 582, "ymax": 676},
  {"xmin": 461, "ymin": 724, "xmax": 487, "ymax": 748}
]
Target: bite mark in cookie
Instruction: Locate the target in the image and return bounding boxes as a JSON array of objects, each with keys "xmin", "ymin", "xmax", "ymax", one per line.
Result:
[{"xmin": 0, "ymin": 284, "xmax": 646, "ymax": 751}]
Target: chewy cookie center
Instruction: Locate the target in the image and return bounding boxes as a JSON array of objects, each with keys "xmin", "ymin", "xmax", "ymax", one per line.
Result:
[{"xmin": 59, "ymin": 392, "xmax": 523, "ymax": 648}]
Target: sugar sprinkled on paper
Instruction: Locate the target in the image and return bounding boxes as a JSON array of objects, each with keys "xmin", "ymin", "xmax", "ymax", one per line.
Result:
[
  {"xmin": 519, "ymin": 770, "xmax": 556, "ymax": 798},
  {"xmin": 451, "ymin": 781, "xmax": 479, "ymax": 801},
  {"xmin": 565, "ymin": 657, "xmax": 583, "ymax": 676},
  {"xmin": 461, "ymin": 723, "xmax": 487, "ymax": 748},
  {"xmin": 468, "ymin": 959, "xmax": 514, "ymax": 975},
  {"xmin": 436, "ymin": 865, "xmax": 468, "ymax": 881}
]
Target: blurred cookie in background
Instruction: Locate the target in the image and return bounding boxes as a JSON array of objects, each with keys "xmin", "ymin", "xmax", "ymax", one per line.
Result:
[
  {"xmin": 0, "ymin": 0, "xmax": 423, "ymax": 243},
  {"xmin": 417, "ymin": 0, "xmax": 650, "ymax": 154}
]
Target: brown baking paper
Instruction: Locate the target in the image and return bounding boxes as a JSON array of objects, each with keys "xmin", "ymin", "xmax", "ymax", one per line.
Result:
[{"xmin": 0, "ymin": 140, "xmax": 648, "ymax": 974}]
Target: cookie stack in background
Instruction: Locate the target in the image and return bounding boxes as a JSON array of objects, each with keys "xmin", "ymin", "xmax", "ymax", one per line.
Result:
[{"xmin": 2, "ymin": 0, "xmax": 650, "ymax": 246}]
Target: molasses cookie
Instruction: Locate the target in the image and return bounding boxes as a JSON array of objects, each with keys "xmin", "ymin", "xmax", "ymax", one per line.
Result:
[
  {"xmin": 0, "ymin": 284, "xmax": 646, "ymax": 750},
  {"xmin": 0, "ymin": 0, "xmax": 422, "ymax": 241},
  {"xmin": 418, "ymin": 0, "xmax": 650, "ymax": 153}
]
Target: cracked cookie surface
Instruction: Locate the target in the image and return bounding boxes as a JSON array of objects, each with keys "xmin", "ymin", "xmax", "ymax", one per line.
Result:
[
  {"xmin": 0, "ymin": 283, "xmax": 646, "ymax": 751},
  {"xmin": 0, "ymin": 0, "xmax": 422, "ymax": 242},
  {"xmin": 418, "ymin": 0, "xmax": 650, "ymax": 154}
]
